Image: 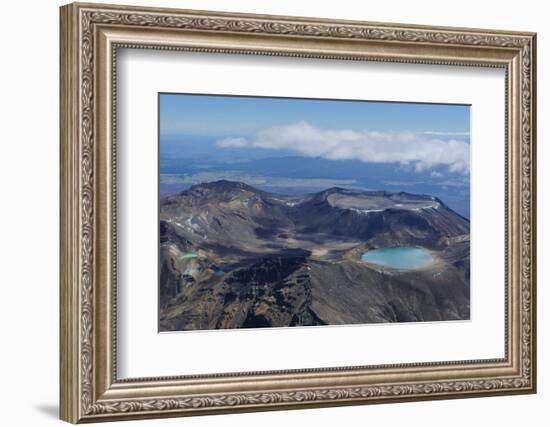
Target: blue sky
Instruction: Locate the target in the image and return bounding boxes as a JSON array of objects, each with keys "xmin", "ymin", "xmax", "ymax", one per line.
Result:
[
  {"xmin": 160, "ymin": 93, "xmax": 470, "ymax": 137},
  {"xmin": 160, "ymin": 93, "xmax": 470, "ymax": 176}
]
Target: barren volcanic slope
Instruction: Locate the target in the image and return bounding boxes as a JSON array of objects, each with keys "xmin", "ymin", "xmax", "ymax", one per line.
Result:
[{"xmin": 159, "ymin": 180, "xmax": 470, "ymax": 331}]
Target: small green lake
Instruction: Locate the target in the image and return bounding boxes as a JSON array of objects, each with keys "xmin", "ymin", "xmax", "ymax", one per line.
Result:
[
  {"xmin": 178, "ymin": 251, "xmax": 198, "ymax": 260},
  {"xmin": 361, "ymin": 247, "xmax": 434, "ymax": 269}
]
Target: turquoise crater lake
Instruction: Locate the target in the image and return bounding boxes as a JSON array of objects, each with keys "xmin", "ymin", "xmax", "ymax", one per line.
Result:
[{"xmin": 361, "ymin": 247, "xmax": 434, "ymax": 269}]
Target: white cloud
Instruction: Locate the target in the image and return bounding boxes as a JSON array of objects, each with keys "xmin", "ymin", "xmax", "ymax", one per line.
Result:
[
  {"xmin": 422, "ymin": 131, "xmax": 470, "ymax": 136},
  {"xmin": 217, "ymin": 137, "xmax": 249, "ymax": 148},
  {"xmin": 217, "ymin": 121, "xmax": 470, "ymax": 174}
]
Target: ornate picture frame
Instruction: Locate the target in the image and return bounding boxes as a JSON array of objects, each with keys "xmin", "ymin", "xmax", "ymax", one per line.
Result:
[{"xmin": 60, "ymin": 2, "xmax": 536, "ymax": 423}]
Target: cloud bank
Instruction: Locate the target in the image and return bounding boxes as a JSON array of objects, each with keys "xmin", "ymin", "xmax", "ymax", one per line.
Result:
[
  {"xmin": 217, "ymin": 137, "xmax": 248, "ymax": 148},
  {"xmin": 217, "ymin": 121, "xmax": 470, "ymax": 174}
]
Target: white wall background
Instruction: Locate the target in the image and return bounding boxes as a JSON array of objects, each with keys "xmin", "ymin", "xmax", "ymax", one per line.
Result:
[{"xmin": 0, "ymin": 0, "xmax": 545, "ymax": 425}]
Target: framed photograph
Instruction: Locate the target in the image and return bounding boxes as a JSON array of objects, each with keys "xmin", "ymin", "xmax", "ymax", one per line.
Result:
[{"xmin": 60, "ymin": 2, "xmax": 537, "ymax": 423}]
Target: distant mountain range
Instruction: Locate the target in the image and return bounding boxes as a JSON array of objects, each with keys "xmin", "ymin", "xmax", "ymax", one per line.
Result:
[
  {"xmin": 159, "ymin": 180, "xmax": 470, "ymax": 331},
  {"xmin": 160, "ymin": 146, "xmax": 471, "ymax": 218}
]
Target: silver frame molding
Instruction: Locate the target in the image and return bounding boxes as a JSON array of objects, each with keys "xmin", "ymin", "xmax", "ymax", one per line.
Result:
[{"xmin": 60, "ymin": 2, "xmax": 537, "ymax": 423}]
